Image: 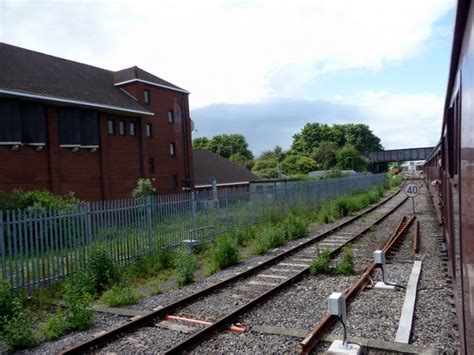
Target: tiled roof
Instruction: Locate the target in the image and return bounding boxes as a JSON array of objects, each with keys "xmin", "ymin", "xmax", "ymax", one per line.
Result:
[
  {"xmin": 115, "ymin": 66, "xmax": 188, "ymax": 93},
  {"xmin": 193, "ymin": 149, "xmax": 259, "ymax": 186},
  {"xmin": 0, "ymin": 43, "xmax": 182, "ymax": 115}
]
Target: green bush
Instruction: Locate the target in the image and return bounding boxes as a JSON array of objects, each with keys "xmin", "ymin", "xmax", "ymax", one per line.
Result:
[
  {"xmin": 132, "ymin": 178, "xmax": 155, "ymax": 198},
  {"xmin": 0, "ymin": 189, "xmax": 79, "ymax": 211},
  {"xmin": 174, "ymin": 250, "xmax": 197, "ymax": 287},
  {"xmin": 385, "ymin": 174, "xmax": 403, "ymax": 189},
  {"xmin": 87, "ymin": 247, "xmax": 120, "ymax": 295},
  {"xmin": 281, "ymin": 214, "xmax": 308, "ymax": 240},
  {"xmin": 100, "ymin": 284, "xmax": 141, "ymax": 307},
  {"xmin": 335, "ymin": 246, "xmax": 354, "ymax": 275},
  {"xmin": 0, "ymin": 281, "xmax": 21, "ymax": 324},
  {"xmin": 63, "ymin": 290, "xmax": 95, "ymax": 331},
  {"xmin": 251, "ymin": 224, "xmax": 286, "ymax": 255},
  {"xmin": 206, "ymin": 234, "xmax": 240, "ymax": 275},
  {"xmin": 310, "ymin": 248, "xmax": 333, "ymax": 275},
  {"xmin": 2, "ymin": 309, "xmax": 39, "ymax": 351},
  {"xmin": 41, "ymin": 307, "xmax": 69, "ymax": 341},
  {"xmin": 310, "ymin": 247, "xmax": 354, "ymax": 276}
]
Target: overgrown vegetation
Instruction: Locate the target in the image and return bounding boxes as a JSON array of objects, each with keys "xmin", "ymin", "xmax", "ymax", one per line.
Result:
[
  {"xmin": 205, "ymin": 234, "xmax": 240, "ymax": 275},
  {"xmin": 316, "ymin": 186, "xmax": 385, "ymax": 224},
  {"xmin": 0, "ymin": 189, "xmax": 79, "ymax": 211},
  {"xmin": 310, "ymin": 246, "xmax": 354, "ymax": 276},
  {"xmin": 132, "ymin": 178, "xmax": 156, "ymax": 198},
  {"xmin": 100, "ymin": 284, "xmax": 141, "ymax": 307},
  {"xmin": 174, "ymin": 249, "xmax": 198, "ymax": 287}
]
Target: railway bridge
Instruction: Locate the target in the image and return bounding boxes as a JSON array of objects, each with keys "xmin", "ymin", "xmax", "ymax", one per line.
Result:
[{"xmin": 366, "ymin": 147, "xmax": 434, "ymax": 172}]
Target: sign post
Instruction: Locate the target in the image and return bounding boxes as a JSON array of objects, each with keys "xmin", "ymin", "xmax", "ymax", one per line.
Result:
[{"xmin": 404, "ymin": 182, "xmax": 420, "ymax": 214}]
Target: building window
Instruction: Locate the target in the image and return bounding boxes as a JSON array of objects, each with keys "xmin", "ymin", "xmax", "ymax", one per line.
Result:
[
  {"xmin": 129, "ymin": 122, "xmax": 137, "ymax": 136},
  {"xmin": 148, "ymin": 158, "xmax": 155, "ymax": 174},
  {"xmin": 59, "ymin": 108, "xmax": 99, "ymax": 146},
  {"xmin": 172, "ymin": 175, "xmax": 178, "ymax": 190},
  {"xmin": 21, "ymin": 102, "xmax": 46, "ymax": 144},
  {"xmin": 0, "ymin": 99, "xmax": 47, "ymax": 145},
  {"xmin": 119, "ymin": 121, "xmax": 126, "ymax": 136},
  {"xmin": 144, "ymin": 89, "xmax": 150, "ymax": 104},
  {"xmin": 146, "ymin": 124, "xmax": 152, "ymax": 138},
  {"xmin": 169, "ymin": 142, "xmax": 176, "ymax": 156},
  {"xmin": 168, "ymin": 110, "xmax": 174, "ymax": 123},
  {"xmin": 107, "ymin": 120, "xmax": 115, "ymax": 135}
]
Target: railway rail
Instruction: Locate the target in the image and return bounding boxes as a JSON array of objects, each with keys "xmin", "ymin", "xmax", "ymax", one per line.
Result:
[{"xmin": 62, "ymin": 187, "xmax": 408, "ymax": 354}]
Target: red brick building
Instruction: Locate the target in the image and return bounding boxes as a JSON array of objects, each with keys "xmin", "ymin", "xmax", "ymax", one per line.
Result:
[{"xmin": 0, "ymin": 43, "xmax": 194, "ymax": 200}]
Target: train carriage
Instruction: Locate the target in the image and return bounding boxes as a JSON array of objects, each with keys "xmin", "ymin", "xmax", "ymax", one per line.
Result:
[{"xmin": 424, "ymin": 0, "xmax": 474, "ymax": 352}]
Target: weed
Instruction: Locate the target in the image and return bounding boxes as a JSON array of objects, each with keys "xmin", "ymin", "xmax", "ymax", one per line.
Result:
[
  {"xmin": 310, "ymin": 248, "xmax": 333, "ymax": 274},
  {"xmin": 205, "ymin": 234, "xmax": 240, "ymax": 275},
  {"xmin": 63, "ymin": 291, "xmax": 95, "ymax": 331},
  {"xmin": 2, "ymin": 309, "xmax": 39, "ymax": 351},
  {"xmin": 0, "ymin": 280, "xmax": 21, "ymax": 323},
  {"xmin": 281, "ymin": 214, "xmax": 308, "ymax": 240},
  {"xmin": 41, "ymin": 306, "xmax": 69, "ymax": 341},
  {"xmin": 174, "ymin": 249, "xmax": 197, "ymax": 287},
  {"xmin": 87, "ymin": 247, "xmax": 119, "ymax": 294},
  {"xmin": 335, "ymin": 246, "xmax": 354, "ymax": 275},
  {"xmin": 100, "ymin": 284, "xmax": 141, "ymax": 307},
  {"xmin": 251, "ymin": 224, "xmax": 286, "ymax": 255}
]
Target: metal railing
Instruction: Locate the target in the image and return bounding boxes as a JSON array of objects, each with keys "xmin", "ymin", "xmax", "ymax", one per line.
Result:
[{"xmin": 0, "ymin": 174, "xmax": 386, "ymax": 291}]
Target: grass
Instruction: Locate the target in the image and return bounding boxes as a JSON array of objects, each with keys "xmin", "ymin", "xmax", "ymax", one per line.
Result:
[{"xmin": 100, "ymin": 284, "xmax": 141, "ymax": 307}]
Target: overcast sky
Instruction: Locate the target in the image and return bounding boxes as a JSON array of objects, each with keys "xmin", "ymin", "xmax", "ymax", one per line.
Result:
[{"xmin": 0, "ymin": 0, "xmax": 455, "ymax": 155}]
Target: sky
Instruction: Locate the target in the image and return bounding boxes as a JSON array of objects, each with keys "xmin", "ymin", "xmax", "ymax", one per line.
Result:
[{"xmin": 0, "ymin": 0, "xmax": 455, "ymax": 155}]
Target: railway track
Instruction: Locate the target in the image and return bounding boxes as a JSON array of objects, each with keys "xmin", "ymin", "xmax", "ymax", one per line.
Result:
[{"xmin": 62, "ymin": 187, "xmax": 408, "ymax": 354}]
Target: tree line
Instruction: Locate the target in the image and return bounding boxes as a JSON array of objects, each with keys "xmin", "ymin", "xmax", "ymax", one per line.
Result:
[{"xmin": 193, "ymin": 123, "xmax": 382, "ymax": 179}]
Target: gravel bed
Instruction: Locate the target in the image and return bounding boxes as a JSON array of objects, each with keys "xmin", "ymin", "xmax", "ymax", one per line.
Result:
[
  {"xmin": 192, "ymin": 332, "xmax": 300, "ymax": 354},
  {"xmin": 98, "ymin": 325, "xmax": 188, "ymax": 354},
  {"xmin": 17, "ymin": 313, "xmax": 130, "ymax": 355},
  {"xmin": 410, "ymin": 186, "xmax": 459, "ymax": 352}
]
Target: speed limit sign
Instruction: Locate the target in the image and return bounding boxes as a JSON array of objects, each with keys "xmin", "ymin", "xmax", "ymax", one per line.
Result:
[
  {"xmin": 404, "ymin": 182, "xmax": 420, "ymax": 214},
  {"xmin": 404, "ymin": 183, "xmax": 420, "ymax": 197}
]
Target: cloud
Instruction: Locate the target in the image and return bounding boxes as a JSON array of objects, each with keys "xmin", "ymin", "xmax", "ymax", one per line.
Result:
[
  {"xmin": 192, "ymin": 92, "xmax": 443, "ymax": 155},
  {"xmin": 1, "ymin": 0, "xmax": 453, "ymax": 107}
]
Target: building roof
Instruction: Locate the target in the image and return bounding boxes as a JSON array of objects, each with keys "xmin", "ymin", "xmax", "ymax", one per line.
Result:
[
  {"xmin": 193, "ymin": 149, "xmax": 259, "ymax": 187},
  {"xmin": 0, "ymin": 43, "xmax": 187, "ymax": 115},
  {"xmin": 115, "ymin": 66, "xmax": 189, "ymax": 93}
]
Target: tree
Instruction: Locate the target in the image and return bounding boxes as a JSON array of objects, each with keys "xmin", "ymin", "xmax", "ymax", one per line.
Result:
[
  {"xmin": 291, "ymin": 123, "xmax": 334, "ymax": 154},
  {"xmin": 192, "ymin": 137, "xmax": 210, "ymax": 149},
  {"xmin": 332, "ymin": 124, "xmax": 383, "ymax": 152},
  {"xmin": 258, "ymin": 145, "xmax": 285, "ymax": 161},
  {"xmin": 295, "ymin": 156, "xmax": 318, "ymax": 174},
  {"xmin": 311, "ymin": 141, "xmax": 337, "ymax": 170},
  {"xmin": 230, "ymin": 153, "xmax": 254, "ymax": 170},
  {"xmin": 291, "ymin": 123, "xmax": 382, "ymax": 155},
  {"xmin": 335, "ymin": 144, "xmax": 369, "ymax": 171},
  {"xmin": 193, "ymin": 134, "xmax": 254, "ymax": 160}
]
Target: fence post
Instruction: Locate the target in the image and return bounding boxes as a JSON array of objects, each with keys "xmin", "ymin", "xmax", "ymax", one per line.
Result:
[
  {"xmin": 85, "ymin": 203, "xmax": 93, "ymax": 252},
  {"xmin": 0, "ymin": 211, "xmax": 5, "ymax": 280},
  {"xmin": 146, "ymin": 196, "xmax": 153, "ymax": 251},
  {"xmin": 191, "ymin": 191, "xmax": 197, "ymax": 240}
]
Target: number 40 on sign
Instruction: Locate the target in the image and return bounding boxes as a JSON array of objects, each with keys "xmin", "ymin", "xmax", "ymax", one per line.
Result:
[{"xmin": 404, "ymin": 183, "xmax": 420, "ymax": 213}]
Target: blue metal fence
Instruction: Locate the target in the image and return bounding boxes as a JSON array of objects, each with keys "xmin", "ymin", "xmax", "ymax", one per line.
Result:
[{"xmin": 0, "ymin": 174, "xmax": 386, "ymax": 291}]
